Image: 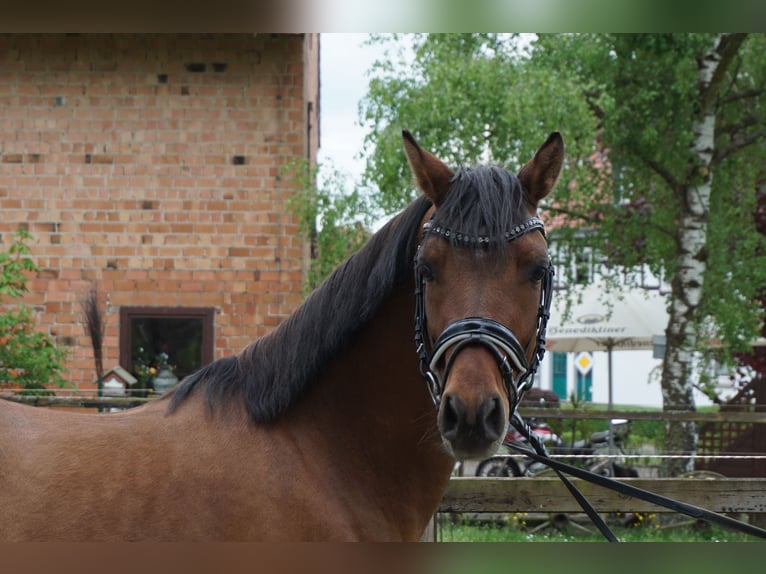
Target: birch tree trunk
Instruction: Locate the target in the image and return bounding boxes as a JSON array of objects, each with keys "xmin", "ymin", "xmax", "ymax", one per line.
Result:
[{"xmin": 660, "ymin": 33, "xmax": 747, "ymax": 477}]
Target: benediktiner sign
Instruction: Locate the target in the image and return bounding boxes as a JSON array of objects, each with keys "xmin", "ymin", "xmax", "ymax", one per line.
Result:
[
  {"xmin": 546, "ymin": 285, "xmax": 667, "ymax": 354},
  {"xmin": 546, "ymin": 283, "xmax": 668, "ymax": 413}
]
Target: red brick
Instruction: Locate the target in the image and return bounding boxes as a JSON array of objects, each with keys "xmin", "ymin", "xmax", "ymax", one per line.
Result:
[{"xmin": 2, "ymin": 33, "xmax": 317, "ymax": 390}]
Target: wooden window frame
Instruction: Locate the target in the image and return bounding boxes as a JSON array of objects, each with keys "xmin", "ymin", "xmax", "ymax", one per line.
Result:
[{"xmin": 119, "ymin": 306, "xmax": 215, "ymax": 373}]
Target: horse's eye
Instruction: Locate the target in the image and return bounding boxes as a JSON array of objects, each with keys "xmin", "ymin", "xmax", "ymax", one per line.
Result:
[
  {"xmin": 530, "ymin": 265, "xmax": 549, "ymax": 284},
  {"xmin": 418, "ymin": 262, "xmax": 435, "ymax": 282}
]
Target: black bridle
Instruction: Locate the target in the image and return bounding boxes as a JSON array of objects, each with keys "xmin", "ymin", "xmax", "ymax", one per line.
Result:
[
  {"xmin": 413, "ymin": 213, "xmax": 766, "ymax": 542},
  {"xmin": 414, "ymin": 215, "xmax": 554, "ymax": 409}
]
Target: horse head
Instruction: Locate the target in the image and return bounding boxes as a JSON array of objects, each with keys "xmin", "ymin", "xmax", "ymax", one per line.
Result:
[{"xmin": 404, "ymin": 130, "xmax": 563, "ymax": 460}]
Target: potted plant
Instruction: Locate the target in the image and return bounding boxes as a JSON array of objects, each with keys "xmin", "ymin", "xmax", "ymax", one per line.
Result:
[{"xmin": 151, "ymin": 345, "xmax": 178, "ymax": 395}]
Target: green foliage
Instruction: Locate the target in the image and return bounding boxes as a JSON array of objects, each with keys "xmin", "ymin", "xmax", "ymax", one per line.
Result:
[
  {"xmin": 628, "ymin": 418, "xmax": 666, "ymax": 449},
  {"xmin": 361, "ymin": 33, "xmax": 600, "ymax": 216},
  {"xmin": 283, "ymin": 159, "xmax": 375, "ymax": 291},
  {"xmin": 438, "ymin": 517, "xmax": 755, "ymax": 542},
  {"xmin": 0, "ymin": 227, "xmax": 67, "ymax": 391},
  {"xmin": 531, "ymin": 34, "xmax": 708, "ymax": 280},
  {"xmin": 0, "ymin": 227, "xmax": 37, "ymax": 299},
  {"xmin": 699, "ymin": 132, "xmax": 766, "ymax": 353},
  {"xmin": 359, "ymin": 32, "xmax": 766, "ymax": 366},
  {"xmin": 542, "ymin": 34, "xmax": 766, "ymax": 353}
]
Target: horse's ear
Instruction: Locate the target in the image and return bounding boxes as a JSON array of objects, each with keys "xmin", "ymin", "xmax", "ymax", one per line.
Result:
[
  {"xmin": 518, "ymin": 131, "xmax": 564, "ymax": 209},
  {"xmin": 402, "ymin": 130, "xmax": 454, "ymax": 207}
]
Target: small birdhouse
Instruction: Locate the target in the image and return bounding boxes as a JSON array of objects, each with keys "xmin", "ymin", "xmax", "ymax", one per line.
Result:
[{"xmin": 101, "ymin": 366, "xmax": 137, "ymax": 397}]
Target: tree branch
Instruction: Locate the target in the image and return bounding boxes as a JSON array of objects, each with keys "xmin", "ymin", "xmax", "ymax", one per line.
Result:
[
  {"xmin": 717, "ymin": 115, "xmax": 759, "ymax": 135},
  {"xmin": 699, "ymin": 33, "xmax": 748, "ymax": 115},
  {"xmin": 721, "ymin": 88, "xmax": 766, "ymax": 105},
  {"xmin": 544, "ymin": 204, "xmax": 677, "ymax": 241},
  {"xmin": 640, "ymin": 155, "xmax": 682, "ymax": 193},
  {"xmin": 582, "ymin": 88, "xmax": 605, "ymax": 121},
  {"xmin": 713, "ymin": 128, "xmax": 766, "ymax": 165}
]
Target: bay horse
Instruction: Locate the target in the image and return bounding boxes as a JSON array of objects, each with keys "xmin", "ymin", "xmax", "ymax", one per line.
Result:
[{"xmin": 0, "ymin": 130, "xmax": 563, "ymax": 541}]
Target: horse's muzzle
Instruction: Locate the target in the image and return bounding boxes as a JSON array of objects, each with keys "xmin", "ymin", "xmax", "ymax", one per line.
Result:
[{"xmin": 438, "ymin": 391, "xmax": 506, "ymax": 459}]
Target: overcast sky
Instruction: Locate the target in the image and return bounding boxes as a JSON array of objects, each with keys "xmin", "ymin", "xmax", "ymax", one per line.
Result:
[{"xmin": 318, "ymin": 33, "xmax": 392, "ymax": 188}]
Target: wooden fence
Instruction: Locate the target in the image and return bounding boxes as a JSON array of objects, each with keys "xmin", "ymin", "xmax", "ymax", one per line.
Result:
[
  {"xmin": 440, "ymin": 476, "xmax": 766, "ymax": 514},
  {"xmin": 1, "ymin": 395, "xmax": 154, "ymax": 409},
  {"xmin": 420, "ymin": 475, "xmax": 766, "ymax": 541}
]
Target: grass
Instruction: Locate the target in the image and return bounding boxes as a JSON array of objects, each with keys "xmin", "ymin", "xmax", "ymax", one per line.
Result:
[{"xmin": 436, "ymin": 514, "xmax": 763, "ymax": 542}]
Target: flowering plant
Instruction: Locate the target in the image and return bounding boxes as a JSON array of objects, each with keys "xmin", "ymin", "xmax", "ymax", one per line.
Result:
[
  {"xmin": 156, "ymin": 350, "xmax": 171, "ymax": 369},
  {"xmin": 132, "ymin": 344, "xmax": 174, "ymax": 389}
]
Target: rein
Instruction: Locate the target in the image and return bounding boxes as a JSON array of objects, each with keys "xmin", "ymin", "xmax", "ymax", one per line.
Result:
[
  {"xmin": 510, "ymin": 411, "xmax": 766, "ymax": 541},
  {"xmin": 414, "ymin": 215, "xmax": 554, "ymax": 408},
  {"xmin": 411, "ymin": 213, "xmax": 766, "ymax": 542}
]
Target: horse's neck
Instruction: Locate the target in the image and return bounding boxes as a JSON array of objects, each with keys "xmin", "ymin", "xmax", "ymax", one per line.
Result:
[{"xmin": 286, "ymin": 285, "xmax": 454, "ymax": 539}]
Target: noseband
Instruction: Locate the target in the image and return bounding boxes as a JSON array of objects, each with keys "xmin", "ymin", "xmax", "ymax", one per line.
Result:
[{"xmin": 414, "ymin": 216, "xmax": 554, "ymax": 409}]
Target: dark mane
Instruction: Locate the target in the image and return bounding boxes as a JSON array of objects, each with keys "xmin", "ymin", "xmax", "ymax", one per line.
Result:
[
  {"xmin": 168, "ymin": 164, "xmax": 529, "ymax": 423},
  {"xmin": 168, "ymin": 195, "xmax": 432, "ymax": 422},
  {"xmin": 434, "ymin": 166, "xmax": 528, "ymax": 248}
]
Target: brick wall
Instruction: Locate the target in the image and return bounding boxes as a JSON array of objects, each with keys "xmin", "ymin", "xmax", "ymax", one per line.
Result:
[{"xmin": 0, "ymin": 33, "xmax": 318, "ymax": 390}]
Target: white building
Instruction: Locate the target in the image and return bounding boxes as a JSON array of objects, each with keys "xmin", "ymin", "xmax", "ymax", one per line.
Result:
[
  {"xmin": 536, "ymin": 347, "xmax": 718, "ymax": 409},
  {"xmin": 537, "ymin": 245, "xmax": 722, "ymax": 409}
]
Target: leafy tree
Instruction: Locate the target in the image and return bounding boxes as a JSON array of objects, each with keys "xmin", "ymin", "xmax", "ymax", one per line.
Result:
[
  {"xmin": 285, "ymin": 160, "xmax": 374, "ymax": 292},
  {"xmin": 534, "ymin": 33, "xmax": 765, "ymax": 476},
  {"xmin": 358, "ymin": 33, "xmax": 766, "ymax": 476},
  {"xmin": 0, "ymin": 227, "xmax": 67, "ymax": 392}
]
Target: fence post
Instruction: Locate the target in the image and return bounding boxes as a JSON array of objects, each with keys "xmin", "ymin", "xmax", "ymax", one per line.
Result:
[{"xmin": 420, "ymin": 515, "xmax": 437, "ymax": 542}]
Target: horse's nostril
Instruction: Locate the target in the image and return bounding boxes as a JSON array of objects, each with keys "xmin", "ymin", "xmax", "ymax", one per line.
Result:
[
  {"xmin": 439, "ymin": 395, "xmax": 463, "ymax": 440},
  {"xmin": 480, "ymin": 397, "xmax": 505, "ymax": 442}
]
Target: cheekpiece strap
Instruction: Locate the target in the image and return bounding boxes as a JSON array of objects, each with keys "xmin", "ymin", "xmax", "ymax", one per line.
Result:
[{"xmin": 414, "ymin": 213, "xmax": 552, "ymax": 409}]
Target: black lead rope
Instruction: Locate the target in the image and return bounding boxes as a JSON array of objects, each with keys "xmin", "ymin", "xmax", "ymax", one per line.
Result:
[
  {"xmin": 509, "ymin": 412, "xmax": 766, "ymax": 541},
  {"xmin": 511, "ymin": 412, "xmax": 619, "ymax": 542}
]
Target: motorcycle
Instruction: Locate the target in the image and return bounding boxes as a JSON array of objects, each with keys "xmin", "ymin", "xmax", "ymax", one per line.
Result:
[
  {"xmin": 475, "ymin": 418, "xmax": 638, "ymax": 478},
  {"xmin": 475, "ymin": 418, "xmax": 563, "ymax": 477},
  {"xmin": 558, "ymin": 418, "xmax": 638, "ymax": 478}
]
